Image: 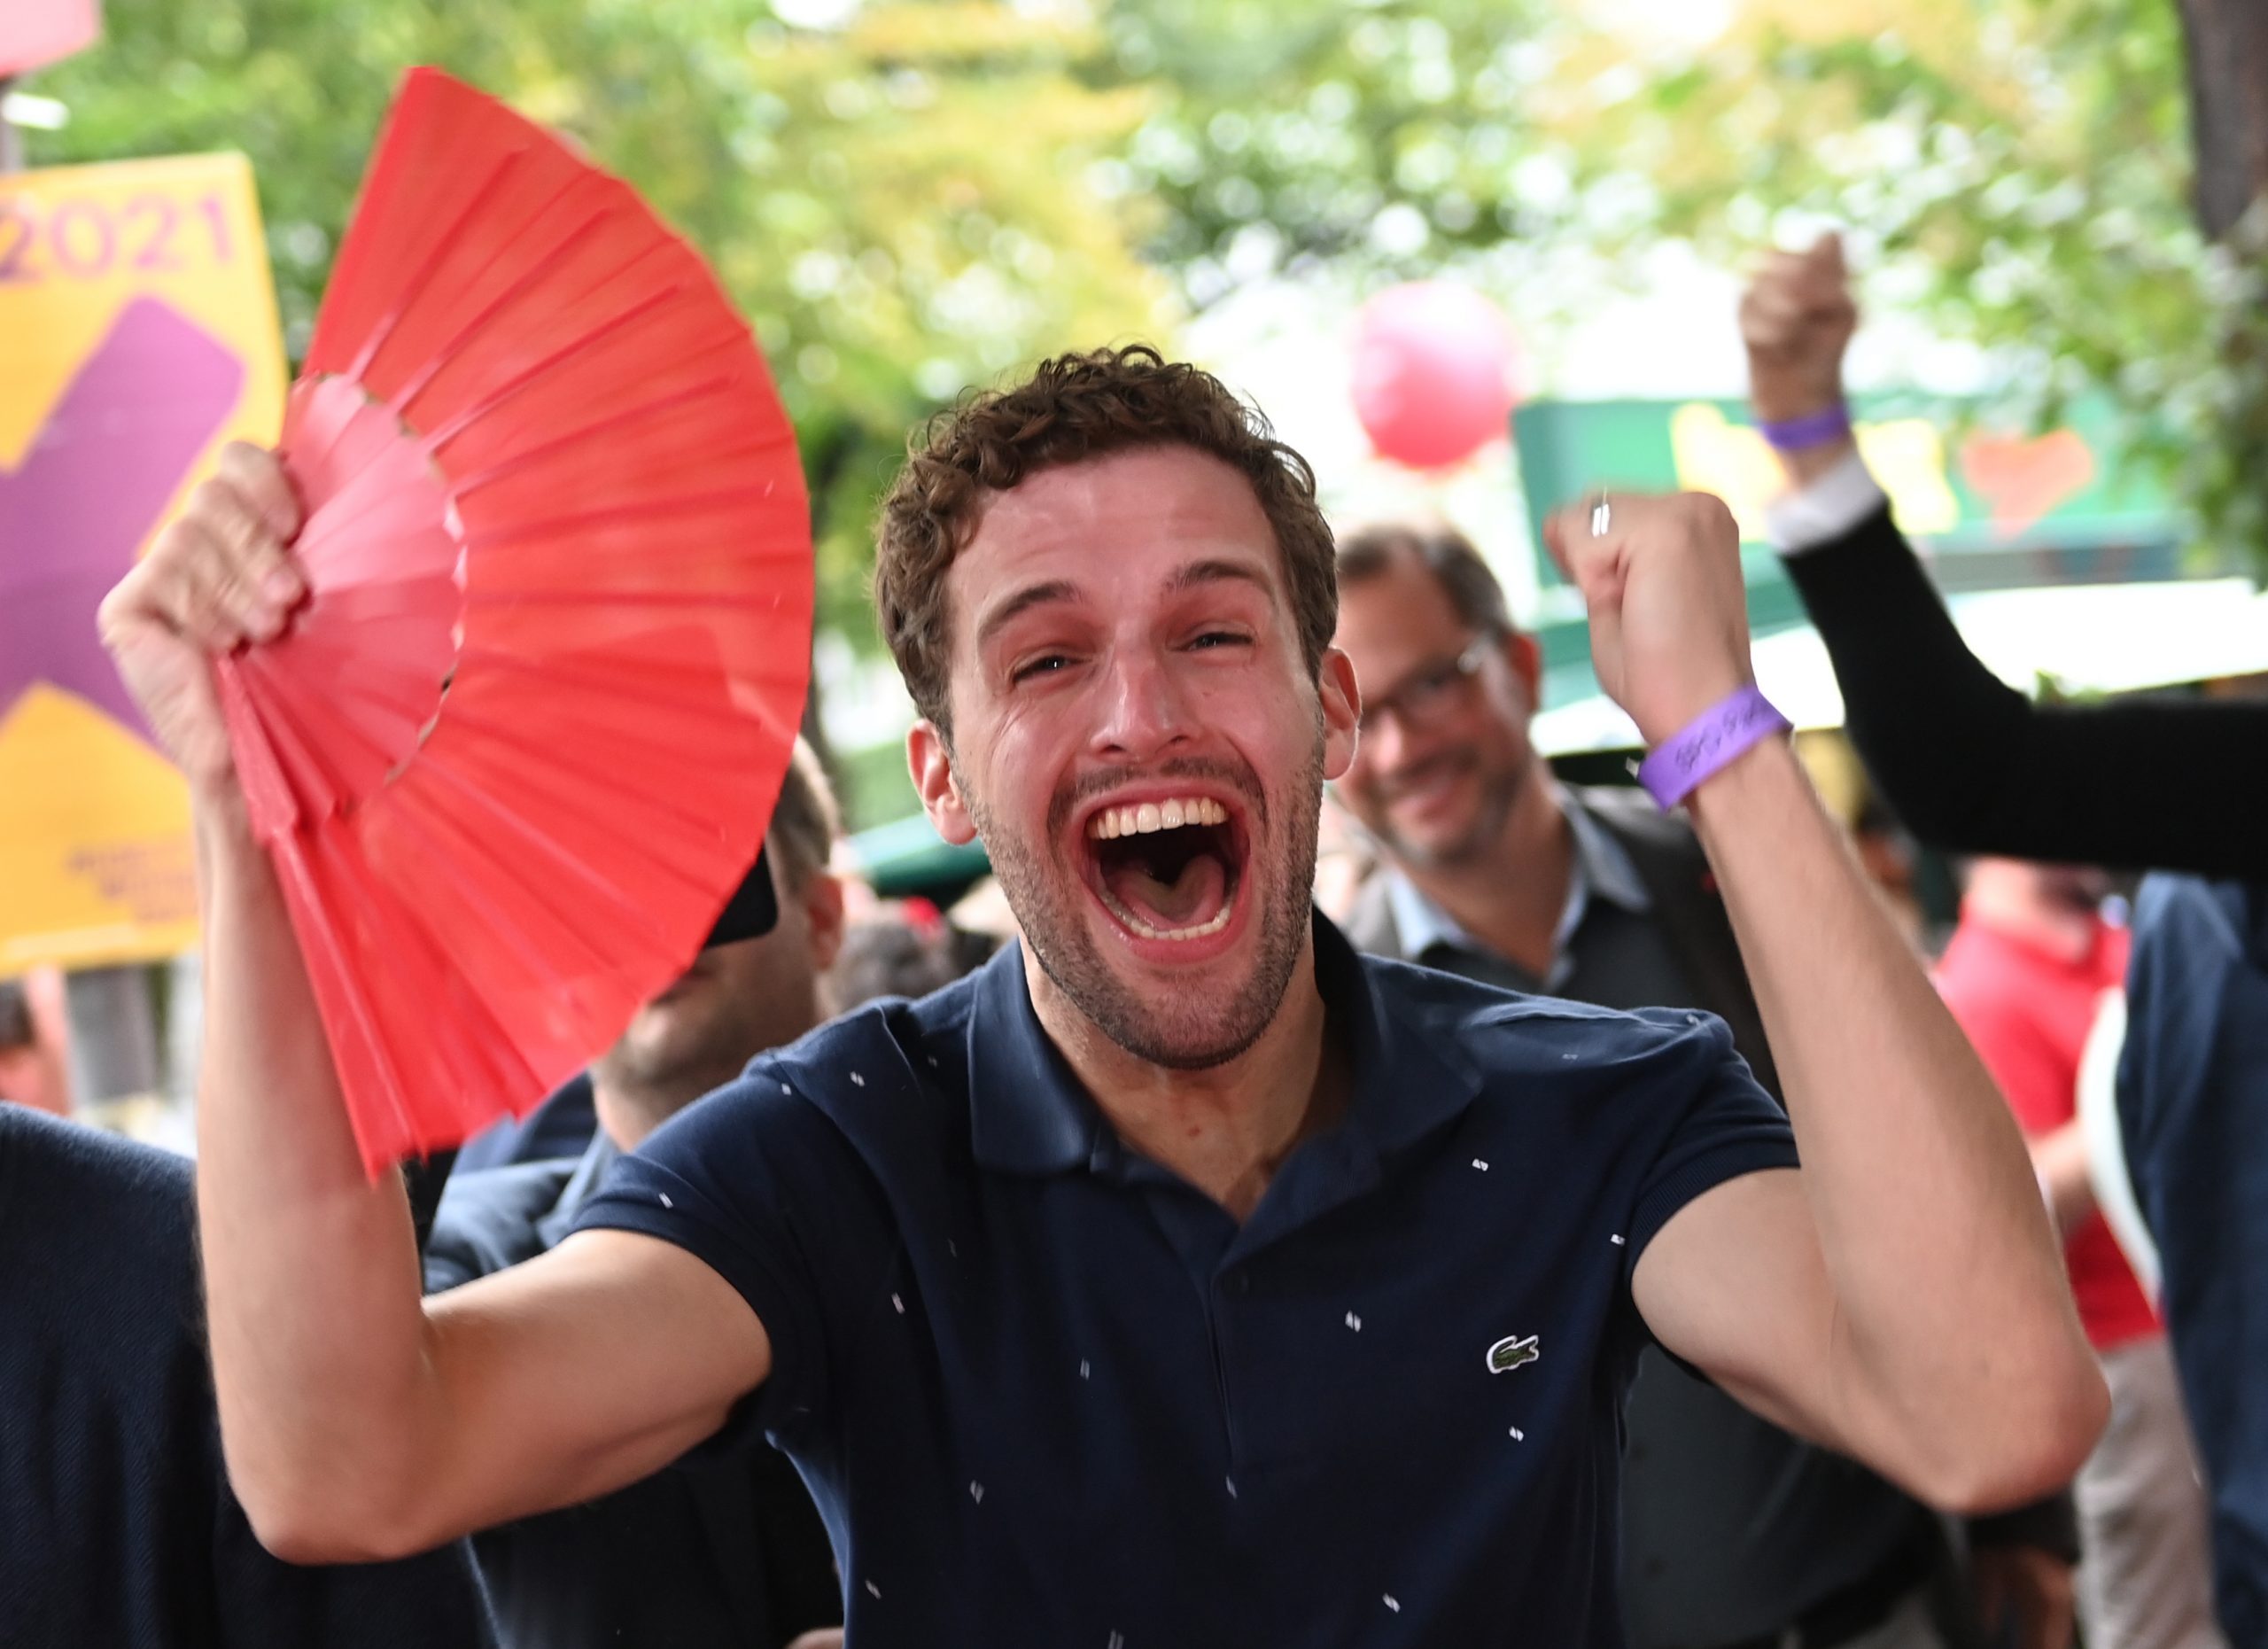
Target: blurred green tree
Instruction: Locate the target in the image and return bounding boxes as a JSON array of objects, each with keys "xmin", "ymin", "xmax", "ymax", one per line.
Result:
[
  {"xmin": 1549, "ymin": 0, "xmax": 2268, "ymax": 568},
  {"xmin": 1095, "ymin": 0, "xmax": 1561, "ymax": 304}
]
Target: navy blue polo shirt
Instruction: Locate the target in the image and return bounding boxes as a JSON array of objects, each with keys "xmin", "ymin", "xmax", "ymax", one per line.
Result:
[{"xmin": 578, "ymin": 914, "xmax": 1796, "ymax": 1645}]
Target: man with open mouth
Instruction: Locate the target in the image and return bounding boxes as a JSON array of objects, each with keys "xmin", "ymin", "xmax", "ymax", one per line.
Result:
[{"xmin": 105, "ymin": 346, "xmax": 2106, "ymax": 1646}]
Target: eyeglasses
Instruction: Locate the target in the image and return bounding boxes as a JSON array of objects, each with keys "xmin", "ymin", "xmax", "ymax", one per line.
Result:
[{"xmin": 1357, "ymin": 635, "xmax": 1494, "ymax": 735}]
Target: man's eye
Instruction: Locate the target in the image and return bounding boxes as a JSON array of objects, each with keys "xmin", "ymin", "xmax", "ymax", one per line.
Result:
[
  {"xmin": 1012, "ymin": 654, "xmax": 1073, "ymax": 683},
  {"xmin": 1189, "ymin": 630, "xmax": 1250, "ymax": 651},
  {"xmin": 1405, "ymin": 665, "xmax": 1459, "ymax": 705}
]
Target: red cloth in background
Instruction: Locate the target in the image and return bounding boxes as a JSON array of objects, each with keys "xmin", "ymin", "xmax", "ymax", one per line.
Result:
[{"xmin": 1936, "ymin": 908, "xmax": 2155, "ymax": 1351}]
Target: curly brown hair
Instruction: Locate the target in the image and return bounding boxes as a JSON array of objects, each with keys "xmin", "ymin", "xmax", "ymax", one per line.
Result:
[{"xmin": 874, "ymin": 344, "xmax": 1339, "ymax": 736}]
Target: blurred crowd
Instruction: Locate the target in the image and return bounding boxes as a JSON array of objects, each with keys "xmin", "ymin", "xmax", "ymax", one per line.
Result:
[{"xmin": 8, "ymin": 237, "xmax": 2266, "ymax": 1649}]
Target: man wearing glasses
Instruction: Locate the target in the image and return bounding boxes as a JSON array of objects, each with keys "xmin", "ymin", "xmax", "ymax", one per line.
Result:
[
  {"xmin": 1332, "ymin": 523, "xmax": 1723, "ymax": 1009},
  {"xmin": 1330, "ymin": 521, "xmax": 2080, "ymax": 1649}
]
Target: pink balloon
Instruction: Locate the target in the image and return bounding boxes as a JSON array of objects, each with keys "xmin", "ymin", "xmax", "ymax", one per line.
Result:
[
  {"xmin": 1351, "ymin": 283, "xmax": 1523, "ymax": 470},
  {"xmin": 0, "ymin": 0, "xmax": 100, "ymax": 77}
]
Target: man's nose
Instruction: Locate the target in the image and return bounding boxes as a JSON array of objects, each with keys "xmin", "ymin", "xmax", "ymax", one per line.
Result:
[{"xmin": 1089, "ymin": 647, "xmax": 1196, "ymax": 762}]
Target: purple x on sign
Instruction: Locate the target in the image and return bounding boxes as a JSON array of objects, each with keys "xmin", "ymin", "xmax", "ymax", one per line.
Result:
[{"xmin": 2, "ymin": 295, "xmax": 245, "ymax": 745}]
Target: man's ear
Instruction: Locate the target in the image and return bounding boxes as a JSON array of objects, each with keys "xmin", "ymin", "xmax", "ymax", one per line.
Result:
[
  {"xmin": 909, "ymin": 720, "xmax": 977, "ymax": 846},
  {"xmin": 1318, "ymin": 648, "xmax": 1362, "ymax": 783},
  {"xmin": 1501, "ymin": 628, "xmax": 1543, "ymax": 714},
  {"xmin": 798, "ymin": 870, "xmax": 850, "ymax": 975}
]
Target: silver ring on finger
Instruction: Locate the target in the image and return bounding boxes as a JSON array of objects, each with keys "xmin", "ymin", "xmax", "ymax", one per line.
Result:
[{"xmin": 1587, "ymin": 490, "xmax": 1612, "ymax": 539}]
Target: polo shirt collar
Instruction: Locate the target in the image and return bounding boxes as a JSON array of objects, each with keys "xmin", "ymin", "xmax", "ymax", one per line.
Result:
[
  {"xmin": 966, "ymin": 913, "xmax": 1483, "ymax": 1180},
  {"xmin": 967, "ymin": 943, "xmax": 1107, "ymax": 1175}
]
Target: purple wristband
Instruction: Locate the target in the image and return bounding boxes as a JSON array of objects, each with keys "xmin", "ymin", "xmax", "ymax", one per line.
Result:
[
  {"xmin": 1636, "ymin": 685, "xmax": 1790, "ymax": 809},
  {"xmin": 1755, "ymin": 404, "xmax": 1852, "ymax": 453}
]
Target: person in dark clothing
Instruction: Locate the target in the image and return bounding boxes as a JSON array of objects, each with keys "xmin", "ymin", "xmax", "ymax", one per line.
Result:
[
  {"xmin": 1332, "ymin": 521, "xmax": 2078, "ymax": 1649},
  {"xmin": 426, "ymin": 741, "xmax": 847, "ymax": 1649},
  {"xmin": 1741, "ymin": 233, "xmax": 2260, "ymax": 1645},
  {"xmin": 2106, "ymin": 875, "xmax": 2268, "ymax": 1645},
  {"xmin": 0, "ymin": 1103, "xmax": 495, "ymax": 1647},
  {"xmin": 1738, "ymin": 232, "xmax": 2267, "ymax": 882}
]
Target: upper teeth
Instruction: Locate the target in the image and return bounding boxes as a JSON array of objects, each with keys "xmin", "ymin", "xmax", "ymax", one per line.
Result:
[{"xmin": 1087, "ymin": 796, "xmax": 1228, "ymax": 839}]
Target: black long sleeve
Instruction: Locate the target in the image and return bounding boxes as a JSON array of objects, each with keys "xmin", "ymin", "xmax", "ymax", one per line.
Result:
[{"xmin": 1780, "ymin": 506, "xmax": 2268, "ymax": 877}]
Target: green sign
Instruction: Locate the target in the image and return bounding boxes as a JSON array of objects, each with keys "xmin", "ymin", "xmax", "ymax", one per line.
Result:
[
  {"xmin": 1513, "ymin": 393, "xmax": 2178, "ymax": 571},
  {"xmin": 1514, "ymin": 394, "xmax": 2188, "ymax": 712}
]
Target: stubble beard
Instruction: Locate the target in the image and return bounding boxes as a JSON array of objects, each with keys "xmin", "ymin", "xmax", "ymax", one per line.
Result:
[
  {"xmin": 969, "ymin": 736, "xmax": 1324, "ymax": 1072},
  {"xmin": 1362, "ymin": 750, "xmax": 1521, "ymax": 873}
]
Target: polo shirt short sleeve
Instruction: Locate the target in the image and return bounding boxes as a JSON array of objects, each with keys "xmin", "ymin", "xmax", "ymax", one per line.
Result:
[
  {"xmin": 1614, "ymin": 1006, "xmax": 1802, "ymax": 1278},
  {"xmin": 579, "ymin": 1065, "xmax": 903, "ymax": 1443},
  {"xmin": 576, "ymin": 917, "xmax": 1797, "ymax": 1646}
]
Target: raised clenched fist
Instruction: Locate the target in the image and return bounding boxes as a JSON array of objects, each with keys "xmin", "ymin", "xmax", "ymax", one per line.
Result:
[
  {"xmin": 1740, "ymin": 232, "xmax": 1858, "ymax": 426},
  {"xmin": 96, "ymin": 440, "xmax": 304, "ymax": 797},
  {"xmin": 1542, "ymin": 490, "xmax": 1753, "ymax": 750}
]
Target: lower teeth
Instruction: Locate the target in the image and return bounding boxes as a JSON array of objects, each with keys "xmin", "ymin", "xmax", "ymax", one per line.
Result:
[{"xmin": 1099, "ymin": 885, "xmax": 1233, "ymax": 942}]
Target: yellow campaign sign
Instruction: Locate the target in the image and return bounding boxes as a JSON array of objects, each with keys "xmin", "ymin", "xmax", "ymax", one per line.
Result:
[{"xmin": 0, "ymin": 152, "xmax": 286, "ymax": 974}]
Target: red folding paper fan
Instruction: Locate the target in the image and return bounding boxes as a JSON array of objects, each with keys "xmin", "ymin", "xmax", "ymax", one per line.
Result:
[{"xmin": 211, "ymin": 67, "xmax": 812, "ymax": 1175}]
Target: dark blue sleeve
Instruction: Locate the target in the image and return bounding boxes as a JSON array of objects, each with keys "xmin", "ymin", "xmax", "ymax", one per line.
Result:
[
  {"xmin": 1606, "ymin": 1012, "xmax": 1798, "ymax": 1387},
  {"xmin": 572, "ymin": 1069, "xmax": 893, "ymax": 1443},
  {"xmin": 2117, "ymin": 874, "xmax": 2268, "ymax": 1644},
  {"xmin": 1623, "ymin": 1010, "xmax": 1800, "ymax": 1275},
  {"xmin": 1783, "ymin": 506, "xmax": 2268, "ymax": 877}
]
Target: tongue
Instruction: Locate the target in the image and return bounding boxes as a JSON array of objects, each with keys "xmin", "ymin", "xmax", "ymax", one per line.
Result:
[{"xmin": 1104, "ymin": 844, "xmax": 1229, "ymax": 931}]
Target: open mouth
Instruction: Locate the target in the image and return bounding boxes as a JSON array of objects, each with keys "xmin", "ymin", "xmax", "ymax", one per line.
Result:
[
  {"xmin": 1082, "ymin": 795, "xmax": 1246, "ymax": 944},
  {"xmin": 1381, "ymin": 753, "xmax": 1472, "ymax": 810}
]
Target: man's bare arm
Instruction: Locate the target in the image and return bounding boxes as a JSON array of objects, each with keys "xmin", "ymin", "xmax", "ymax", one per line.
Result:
[
  {"xmin": 198, "ymin": 799, "xmax": 768, "ymax": 1560},
  {"xmin": 107, "ymin": 446, "xmax": 771, "ymax": 1561},
  {"xmin": 1545, "ymin": 493, "xmax": 2105, "ymax": 1513}
]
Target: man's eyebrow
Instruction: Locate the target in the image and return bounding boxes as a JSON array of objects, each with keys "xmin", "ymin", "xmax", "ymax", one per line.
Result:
[
  {"xmin": 1166, "ymin": 557, "xmax": 1274, "ymax": 601},
  {"xmin": 975, "ymin": 579, "xmax": 1081, "ymax": 649}
]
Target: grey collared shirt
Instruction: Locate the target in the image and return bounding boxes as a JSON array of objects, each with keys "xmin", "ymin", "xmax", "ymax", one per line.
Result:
[{"xmin": 1383, "ymin": 795, "xmax": 1653, "ymax": 995}]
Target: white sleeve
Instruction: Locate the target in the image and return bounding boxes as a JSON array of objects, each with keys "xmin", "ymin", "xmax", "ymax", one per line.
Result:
[
  {"xmin": 1762, "ymin": 449, "xmax": 1889, "ymax": 556},
  {"xmin": 2077, "ymin": 987, "xmax": 2159, "ymax": 1303}
]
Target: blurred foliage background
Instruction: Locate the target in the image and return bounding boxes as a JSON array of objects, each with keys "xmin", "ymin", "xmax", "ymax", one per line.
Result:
[
  {"xmin": 1557, "ymin": 0, "xmax": 2268, "ymax": 620},
  {"xmin": 22, "ymin": 0, "xmax": 2262, "ymax": 824}
]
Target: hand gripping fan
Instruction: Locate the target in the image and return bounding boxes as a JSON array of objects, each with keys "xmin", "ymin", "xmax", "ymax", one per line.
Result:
[{"xmin": 210, "ymin": 68, "xmax": 812, "ymax": 1175}]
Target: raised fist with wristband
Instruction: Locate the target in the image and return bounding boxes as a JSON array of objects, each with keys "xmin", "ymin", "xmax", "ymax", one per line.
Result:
[
  {"xmin": 1740, "ymin": 232, "xmax": 1863, "ymax": 486},
  {"xmin": 1532, "ymin": 463, "xmax": 2104, "ymax": 1541},
  {"xmin": 1541, "ymin": 489, "xmax": 1787, "ymax": 805}
]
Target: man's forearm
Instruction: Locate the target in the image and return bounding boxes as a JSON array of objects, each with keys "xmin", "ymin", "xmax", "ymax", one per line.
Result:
[
  {"xmin": 195, "ymin": 797, "xmax": 442, "ymax": 1554},
  {"xmin": 1685, "ymin": 742, "xmax": 2101, "ymax": 1482}
]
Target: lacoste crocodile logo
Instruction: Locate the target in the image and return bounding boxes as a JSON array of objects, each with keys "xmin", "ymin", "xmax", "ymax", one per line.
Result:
[{"xmin": 1486, "ymin": 1333, "xmax": 1540, "ymax": 1374}]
